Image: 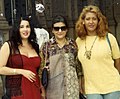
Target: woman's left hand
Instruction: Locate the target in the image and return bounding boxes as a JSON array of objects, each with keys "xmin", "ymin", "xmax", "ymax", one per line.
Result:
[{"xmin": 41, "ymin": 86, "xmax": 46, "ymax": 99}]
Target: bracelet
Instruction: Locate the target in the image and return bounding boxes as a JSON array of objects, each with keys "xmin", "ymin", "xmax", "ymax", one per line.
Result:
[{"xmin": 13, "ymin": 69, "xmax": 16, "ymax": 75}]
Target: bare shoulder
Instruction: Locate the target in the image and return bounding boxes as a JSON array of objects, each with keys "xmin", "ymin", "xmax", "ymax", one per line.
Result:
[
  {"xmin": 0, "ymin": 42, "xmax": 10, "ymax": 66},
  {"xmin": 0, "ymin": 42, "xmax": 10, "ymax": 55},
  {"xmin": 1, "ymin": 42, "xmax": 9, "ymax": 50}
]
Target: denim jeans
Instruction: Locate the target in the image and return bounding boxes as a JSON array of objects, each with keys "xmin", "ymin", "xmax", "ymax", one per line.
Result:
[{"xmin": 86, "ymin": 91, "xmax": 120, "ymax": 99}]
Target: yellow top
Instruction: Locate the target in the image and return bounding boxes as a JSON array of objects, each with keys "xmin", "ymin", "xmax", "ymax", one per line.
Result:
[{"xmin": 76, "ymin": 33, "xmax": 120, "ymax": 94}]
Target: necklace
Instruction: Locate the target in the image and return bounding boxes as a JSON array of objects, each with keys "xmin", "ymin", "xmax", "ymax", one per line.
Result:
[
  {"xmin": 84, "ymin": 36, "xmax": 97, "ymax": 59},
  {"xmin": 57, "ymin": 38, "xmax": 67, "ymax": 48}
]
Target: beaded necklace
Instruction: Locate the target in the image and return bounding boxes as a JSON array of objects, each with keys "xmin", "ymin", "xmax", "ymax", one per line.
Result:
[{"xmin": 84, "ymin": 36, "xmax": 97, "ymax": 59}]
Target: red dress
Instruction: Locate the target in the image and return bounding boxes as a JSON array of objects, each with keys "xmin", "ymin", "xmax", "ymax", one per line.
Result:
[{"xmin": 12, "ymin": 55, "xmax": 41, "ymax": 99}]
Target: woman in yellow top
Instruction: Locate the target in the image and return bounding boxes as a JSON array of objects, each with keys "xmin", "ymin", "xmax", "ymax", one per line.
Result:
[{"xmin": 75, "ymin": 5, "xmax": 120, "ymax": 99}]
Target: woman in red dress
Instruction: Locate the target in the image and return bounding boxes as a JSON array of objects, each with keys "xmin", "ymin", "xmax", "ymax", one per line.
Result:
[{"xmin": 0, "ymin": 15, "xmax": 45, "ymax": 99}]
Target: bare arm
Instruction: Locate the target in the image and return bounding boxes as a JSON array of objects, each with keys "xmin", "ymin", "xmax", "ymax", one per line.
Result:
[
  {"xmin": 114, "ymin": 58, "xmax": 120, "ymax": 73},
  {"xmin": 79, "ymin": 75, "xmax": 85, "ymax": 94},
  {"xmin": 0, "ymin": 42, "xmax": 36, "ymax": 82}
]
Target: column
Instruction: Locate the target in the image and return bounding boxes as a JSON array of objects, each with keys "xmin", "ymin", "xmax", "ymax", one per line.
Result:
[
  {"xmin": 114, "ymin": 0, "xmax": 120, "ymax": 45},
  {"xmin": 87, "ymin": 0, "xmax": 95, "ymax": 5},
  {"xmin": 67, "ymin": 0, "xmax": 75, "ymax": 39},
  {"xmin": 0, "ymin": 0, "xmax": 10, "ymax": 42},
  {"xmin": 0, "ymin": 1, "xmax": 11, "ymax": 98},
  {"xmin": 0, "ymin": 0, "xmax": 5, "ymax": 98}
]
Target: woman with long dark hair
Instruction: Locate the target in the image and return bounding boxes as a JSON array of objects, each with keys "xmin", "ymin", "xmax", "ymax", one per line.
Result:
[{"xmin": 0, "ymin": 15, "xmax": 45, "ymax": 99}]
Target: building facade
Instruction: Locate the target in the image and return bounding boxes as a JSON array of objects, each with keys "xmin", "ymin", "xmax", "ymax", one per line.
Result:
[
  {"xmin": 0, "ymin": 0, "xmax": 120, "ymax": 98},
  {"xmin": 1, "ymin": 0, "xmax": 120, "ymax": 41}
]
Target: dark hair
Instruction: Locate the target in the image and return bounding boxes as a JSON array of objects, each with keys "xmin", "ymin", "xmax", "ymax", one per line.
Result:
[
  {"xmin": 10, "ymin": 15, "xmax": 39, "ymax": 54},
  {"xmin": 52, "ymin": 15, "xmax": 68, "ymax": 28}
]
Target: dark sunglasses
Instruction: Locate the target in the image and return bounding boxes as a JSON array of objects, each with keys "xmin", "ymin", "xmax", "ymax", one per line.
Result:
[{"xmin": 53, "ymin": 26, "xmax": 67, "ymax": 31}]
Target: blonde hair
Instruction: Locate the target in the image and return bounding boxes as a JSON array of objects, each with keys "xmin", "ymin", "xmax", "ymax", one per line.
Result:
[{"xmin": 75, "ymin": 5, "xmax": 109, "ymax": 39}]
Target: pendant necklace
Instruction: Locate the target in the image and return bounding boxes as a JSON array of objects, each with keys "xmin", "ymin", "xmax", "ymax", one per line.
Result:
[{"xmin": 84, "ymin": 36, "xmax": 97, "ymax": 60}]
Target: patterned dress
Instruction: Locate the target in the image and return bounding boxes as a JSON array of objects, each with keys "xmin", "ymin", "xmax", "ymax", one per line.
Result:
[{"xmin": 41, "ymin": 37, "xmax": 82, "ymax": 99}]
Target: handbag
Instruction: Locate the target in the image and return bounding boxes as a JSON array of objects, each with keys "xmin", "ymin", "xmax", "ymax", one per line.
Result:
[
  {"xmin": 41, "ymin": 67, "xmax": 49, "ymax": 89},
  {"xmin": 41, "ymin": 43, "xmax": 49, "ymax": 89},
  {"xmin": 79, "ymin": 93, "xmax": 87, "ymax": 99}
]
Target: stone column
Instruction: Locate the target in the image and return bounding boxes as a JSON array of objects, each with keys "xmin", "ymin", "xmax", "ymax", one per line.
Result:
[
  {"xmin": 0, "ymin": 0, "xmax": 10, "ymax": 42},
  {"xmin": 87, "ymin": 0, "xmax": 95, "ymax": 5},
  {"xmin": 73, "ymin": 0, "xmax": 79, "ymax": 39},
  {"xmin": 0, "ymin": 1, "xmax": 10, "ymax": 98},
  {"xmin": 105, "ymin": 0, "xmax": 116, "ymax": 36},
  {"xmin": 114, "ymin": 0, "xmax": 120, "ymax": 45},
  {"xmin": 67, "ymin": 0, "xmax": 76, "ymax": 39}
]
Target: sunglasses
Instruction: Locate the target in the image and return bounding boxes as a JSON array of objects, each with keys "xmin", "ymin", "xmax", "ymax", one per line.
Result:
[{"xmin": 53, "ymin": 26, "xmax": 67, "ymax": 31}]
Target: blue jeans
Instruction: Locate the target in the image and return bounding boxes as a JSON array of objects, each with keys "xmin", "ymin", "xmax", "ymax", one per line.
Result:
[{"xmin": 86, "ymin": 91, "xmax": 120, "ymax": 99}]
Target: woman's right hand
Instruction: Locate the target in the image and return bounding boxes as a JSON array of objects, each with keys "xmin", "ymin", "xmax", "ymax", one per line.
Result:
[{"xmin": 18, "ymin": 69, "xmax": 36, "ymax": 82}]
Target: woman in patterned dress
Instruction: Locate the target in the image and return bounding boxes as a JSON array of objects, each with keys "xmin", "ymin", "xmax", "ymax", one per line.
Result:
[{"xmin": 40, "ymin": 15, "xmax": 82, "ymax": 99}]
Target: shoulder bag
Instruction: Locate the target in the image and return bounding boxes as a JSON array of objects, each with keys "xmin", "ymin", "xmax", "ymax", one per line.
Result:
[{"xmin": 41, "ymin": 43, "xmax": 49, "ymax": 89}]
